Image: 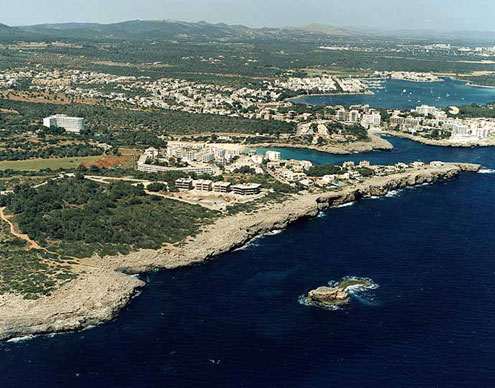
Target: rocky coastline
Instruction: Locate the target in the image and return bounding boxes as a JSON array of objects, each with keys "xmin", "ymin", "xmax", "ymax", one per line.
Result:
[
  {"xmin": 301, "ymin": 278, "xmax": 376, "ymax": 309},
  {"xmin": 254, "ymin": 131, "xmax": 393, "ymax": 155},
  {"xmin": 0, "ymin": 162, "xmax": 480, "ymax": 341},
  {"xmin": 383, "ymin": 131, "xmax": 495, "ymax": 148}
]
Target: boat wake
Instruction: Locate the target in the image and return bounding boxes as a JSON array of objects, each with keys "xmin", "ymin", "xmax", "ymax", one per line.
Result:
[{"xmin": 479, "ymin": 169, "xmax": 495, "ymax": 174}]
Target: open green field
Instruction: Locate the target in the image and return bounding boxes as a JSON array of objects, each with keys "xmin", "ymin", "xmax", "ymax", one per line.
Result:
[{"xmin": 0, "ymin": 156, "xmax": 102, "ymax": 171}]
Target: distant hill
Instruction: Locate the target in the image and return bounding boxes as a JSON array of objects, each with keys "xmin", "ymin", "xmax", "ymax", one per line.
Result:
[
  {"xmin": 13, "ymin": 19, "xmax": 359, "ymax": 42},
  {"xmin": 296, "ymin": 23, "xmax": 356, "ymax": 36},
  {"xmin": 6, "ymin": 19, "xmax": 492, "ymax": 44},
  {"xmin": 0, "ymin": 23, "xmax": 34, "ymax": 40}
]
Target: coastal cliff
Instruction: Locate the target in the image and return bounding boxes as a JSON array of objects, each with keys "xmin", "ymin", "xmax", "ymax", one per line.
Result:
[
  {"xmin": 0, "ymin": 268, "xmax": 145, "ymax": 341},
  {"xmin": 0, "ymin": 162, "xmax": 480, "ymax": 341},
  {"xmin": 98, "ymin": 162, "xmax": 478, "ymax": 274},
  {"xmin": 254, "ymin": 131, "xmax": 393, "ymax": 155}
]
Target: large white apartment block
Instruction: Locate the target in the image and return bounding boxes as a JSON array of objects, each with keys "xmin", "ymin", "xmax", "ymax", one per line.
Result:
[
  {"xmin": 265, "ymin": 151, "xmax": 281, "ymax": 161},
  {"xmin": 43, "ymin": 114, "xmax": 84, "ymax": 133},
  {"xmin": 416, "ymin": 105, "xmax": 437, "ymax": 116},
  {"xmin": 361, "ymin": 113, "xmax": 381, "ymax": 129}
]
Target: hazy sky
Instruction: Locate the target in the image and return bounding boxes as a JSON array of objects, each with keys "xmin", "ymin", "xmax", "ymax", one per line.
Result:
[{"xmin": 1, "ymin": 0, "xmax": 494, "ymax": 31}]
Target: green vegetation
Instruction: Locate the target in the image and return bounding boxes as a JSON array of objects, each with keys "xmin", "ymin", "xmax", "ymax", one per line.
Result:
[
  {"xmin": 0, "ymin": 143, "xmax": 104, "ymax": 162},
  {"xmin": 0, "ymin": 99, "xmax": 294, "ymax": 149},
  {"xmin": 306, "ymin": 164, "xmax": 342, "ymax": 177},
  {"xmin": 454, "ymin": 103, "xmax": 495, "ymax": 118},
  {"xmin": 0, "ymin": 221, "xmax": 77, "ymax": 299},
  {"xmin": 3, "ymin": 177, "xmax": 218, "ymax": 258},
  {"xmin": 0, "ymin": 156, "xmax": 102, "ymax": 171}
]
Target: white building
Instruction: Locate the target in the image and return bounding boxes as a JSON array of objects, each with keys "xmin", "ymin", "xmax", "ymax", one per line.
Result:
[
  {"xmin": 299, "ymin": 160, "xmax": 313, "ymax": 170},
  {"xmin": 416, "ymin": 105, "xmax": 438, "ymax": 117},
  {"xmin": 361, "ymin": 113, "xmax": 381, "ymax": 129},
  {"xmin": 43, "ymin": 114, "xmax": 84, "ymax": 133},
  {"xmin": 251, "ymin": 155, "xmax": 264, "ymax": 164},
  {"xmin": 322, "ymin": 175, "xmax": 336, "ymax": 184},
  {"xmin": 265, "ymin": 151, "xmax": 281, "ymax": 161},
  {"xmin": 145, "ymin": 147, "xmax": 159, "ymax": 159}
]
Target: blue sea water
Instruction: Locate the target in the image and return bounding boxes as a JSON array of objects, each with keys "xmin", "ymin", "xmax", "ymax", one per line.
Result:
[
  {"xmin": 2, "ymin": 137, "xmax": 495, "ymax": 387},
  {"xmin": 294, "ymin": 78, "xmax": 495, "ymax": 109}
]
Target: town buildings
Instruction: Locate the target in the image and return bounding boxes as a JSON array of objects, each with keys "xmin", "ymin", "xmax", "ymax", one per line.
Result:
[
  {"xmin": 361, "ymin": 113, "xmax": 381, "ymax": 129},
  {"xmin": 231, "ymin": 183, "xmax": 262, "ymax": 196},
  {"xmin": 175, "ymin": 178, "xmax": 194, "ymax": 190},
  {"xmin": 194, "ymin": 179, "xmax": 213, "ymax": 191}
]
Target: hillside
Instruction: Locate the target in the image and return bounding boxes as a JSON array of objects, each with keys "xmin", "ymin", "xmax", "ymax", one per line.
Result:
[
  {"xmin": 0, "ymin": 23, "xmax": 34, "ymax": 41},
  {"xmin": 296, "ymin": 23, "xmax": 356, "ymax": 36},
  {"xmin": 14, "ymin": 19, "xmax": 358, "ymax": 42}
]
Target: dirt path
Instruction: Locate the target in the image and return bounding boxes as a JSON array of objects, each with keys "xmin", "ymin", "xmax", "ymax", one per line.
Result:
[{"xmin": 0, "ymin": 207, "xmax": 44, "ymax": 251}]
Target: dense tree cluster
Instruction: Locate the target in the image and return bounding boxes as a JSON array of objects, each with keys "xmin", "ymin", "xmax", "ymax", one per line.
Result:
[
  {"xmin": 4, "ymin": 178, "xmax": 217, "ymax": 258},
  {"xmin": 306, "ymin": 164, "xmax": 342, "ymax": 177},
  {"xmin": 0, "ymin": 143, "xmax": 104, "ymax": 161}
]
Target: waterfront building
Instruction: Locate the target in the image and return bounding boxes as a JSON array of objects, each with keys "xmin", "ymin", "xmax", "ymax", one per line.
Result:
[
  {"xmin": 42, "ymin": 114, "xmax": 84, "ymax": 133},
  {"xmin": 299, "ymin": 160, "xmax": 313, "ymax": 170},
  {"xmin": 349, "ymin": 110, "xmax": 360, "ymax": 123},
  {"xmin": 411, "ymin": 162, "xmax": 425, "ymax": 168},
  {"xmin": 361, "ymin": 113, "xmax": 381, "ymax": 129},
  {"xmin": 265, "ymin": 151, "xmax": 281, "ymax": 161},
  {"xmin": 416, "ymin": 105, "xmax": 438, "ymax": 116},
  {"xmin": 232, "ymin": 183, "xmax": 262, "ymax": 196}
]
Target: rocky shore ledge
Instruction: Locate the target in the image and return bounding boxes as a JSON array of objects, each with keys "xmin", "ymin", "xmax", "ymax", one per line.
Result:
[
  {"xmin": 254, "ymin": 131, "xmax": 393, "ymax": 155},
  {"xmin": 383, "ymin": 131, "xmax": 495, "ymax": 148},
  {"xmin": 301, "ymin": 278, "xmax": 376, "ymax": 309},
  {"xmin": 0, "ymin": 162, "xmax": 480, "ymax": 341}
]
